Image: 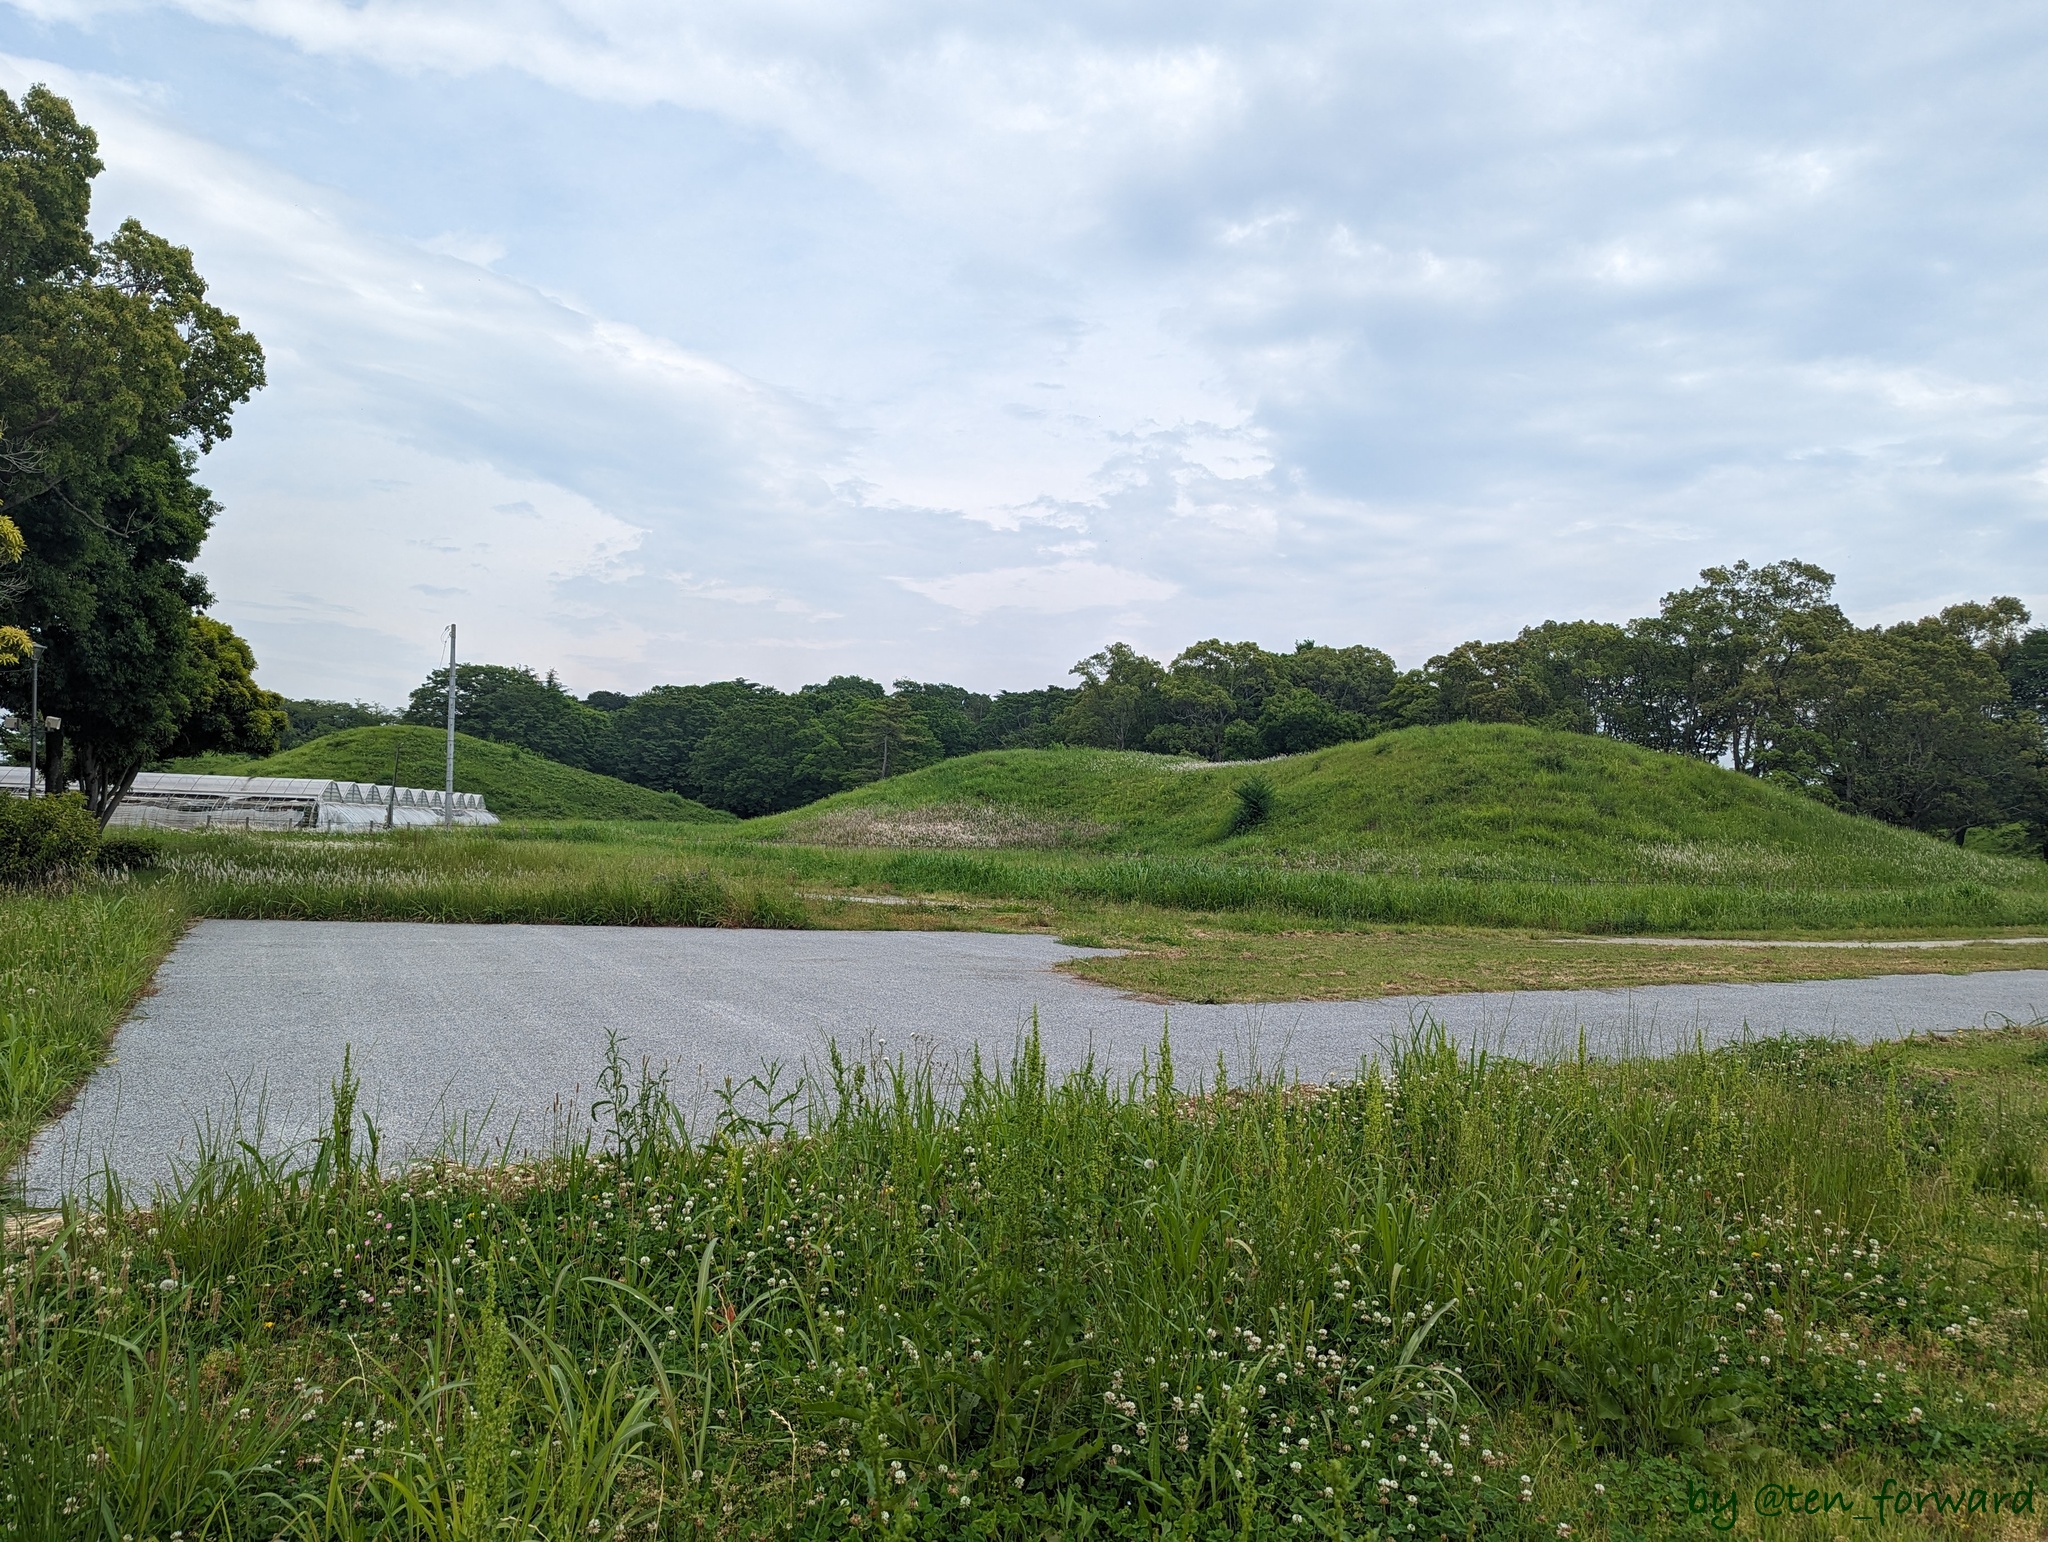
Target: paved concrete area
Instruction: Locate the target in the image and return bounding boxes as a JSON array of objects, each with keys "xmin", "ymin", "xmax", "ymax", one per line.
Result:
[{"xmin": 17, "ymin": 921, "xmax": 2048, "ymax": 1202}]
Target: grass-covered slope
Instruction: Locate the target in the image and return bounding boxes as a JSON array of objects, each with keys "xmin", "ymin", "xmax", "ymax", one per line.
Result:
[
  {"xmin": 757, "ymin": 722, "xmax": 2045, "ymax": 889},
  {"xmin": 237, "ymin": 726, "xmax": 731, "ymax": 823}
]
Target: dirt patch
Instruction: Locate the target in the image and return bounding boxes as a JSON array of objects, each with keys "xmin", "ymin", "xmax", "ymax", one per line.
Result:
[{"xmin": 791, "ymin": 804, "xmax": 1108, "ymax": 849}]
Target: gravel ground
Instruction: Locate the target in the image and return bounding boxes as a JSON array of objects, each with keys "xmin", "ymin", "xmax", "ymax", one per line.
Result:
[{"xmin": 17, "ymin": 920, "xmax": 2048, "ymax": 1202}]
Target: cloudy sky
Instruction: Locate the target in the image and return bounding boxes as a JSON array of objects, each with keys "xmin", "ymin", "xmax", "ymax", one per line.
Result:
[{"xmin": 3, "ymin": 1, "xmax": 2045, "ymax": 704}]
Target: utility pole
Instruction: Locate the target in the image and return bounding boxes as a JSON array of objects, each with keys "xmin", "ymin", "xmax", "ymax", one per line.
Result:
[
  {"xmin": 386, "ymin": 735, "xmax": 398, "ymax": 829},
  {"xmin": 444, "ymin": 623, "xmax": 457, "ymax": 829},
  {"xmin": 26, "ymin": 637, "xmax": 38, "ymax": 799}
]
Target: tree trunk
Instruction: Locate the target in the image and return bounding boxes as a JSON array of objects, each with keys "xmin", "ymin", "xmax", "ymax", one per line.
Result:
[{"xmin": 76, "ymin": 738, "xmax": 145, "ymax": 827}]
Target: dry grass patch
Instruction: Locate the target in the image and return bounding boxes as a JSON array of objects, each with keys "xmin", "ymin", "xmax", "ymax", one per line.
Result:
[{"xmin": 789, "ymin": 801, "xmax": 1107, "ymax": 849}]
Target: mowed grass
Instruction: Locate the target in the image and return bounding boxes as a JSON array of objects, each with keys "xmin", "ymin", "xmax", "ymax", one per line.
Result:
[
  {"xmin": 0, "ymin": 887, "xmax": 185, "ymax": 1175},
  {"xmin": 1059, "ymin": 926, "xmax": 2048, "ymax": 1003},
  {"xmin": 225, "ymin": 725, "xmax": 734, "ymax": 824},
  {"xmin": 4, "ymin": 1023, "xmax": 2046, "ymax": 1538}
]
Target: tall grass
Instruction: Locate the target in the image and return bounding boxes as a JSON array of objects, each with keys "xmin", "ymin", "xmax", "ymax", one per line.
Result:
[
  {"xmin": 127, "ymin": 824, "xmax": 2048, "ymax": 934},
  {"xmin": 148, "ymin": 829, "xmax": 809, "ymax": 929},
  {"xmin": 6, "ymin": 1025, "xmax": 2044, "ymax": 1537},
  {"xmin": 0, "ymin": 887, "xmax": 184, "ymax": 1175},
  {"xmin": 745, "ymin": 842, "xmax": 2048, "ymax": 934}
]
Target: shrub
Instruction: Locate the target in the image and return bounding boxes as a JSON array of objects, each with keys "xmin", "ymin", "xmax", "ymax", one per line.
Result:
[
  {"xmin": 0, "ymin": 792, "xmax": 101, "ymax": 884},
  {"xmin": 95, "ymin": 829, "xmax": 164, "ymax": 873},
  {"xmin": 1227, "ymin": 773, "xmax": 1276, "ymax": 834}
]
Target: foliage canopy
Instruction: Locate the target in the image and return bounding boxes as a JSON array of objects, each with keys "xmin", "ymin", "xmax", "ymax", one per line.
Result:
[{"xmin": 0, "ymin": 85, "xmax": 267, "ymax": 820}]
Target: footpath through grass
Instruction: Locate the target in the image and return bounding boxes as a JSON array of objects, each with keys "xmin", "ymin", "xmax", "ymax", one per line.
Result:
[{"xmin": 4, "ymin": 1024, "xmax": 2046, "ymax": 1538}]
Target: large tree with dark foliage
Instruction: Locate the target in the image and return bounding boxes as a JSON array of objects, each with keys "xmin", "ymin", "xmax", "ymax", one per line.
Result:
[
  {"xmin": 0, "ymin": 86, "xmax": 266, "ymax": 820},
  {"xmin": 406, "ymin": 664, "xmax": 613, "ymax": 772},
  {"xmin": 1782, "ymin": 618, "xmax": 2040, "ymax": 841},
  {"xmin": 159, "ymin": 615, "xmax": 288, "ymax": 761},
  {"xmin": 277, "ymin": 697, "xmax": 395, "ymax": 749}
]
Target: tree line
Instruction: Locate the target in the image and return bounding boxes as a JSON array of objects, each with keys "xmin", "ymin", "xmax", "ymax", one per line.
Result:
[{"xmin": 298, "ymin": 558, "xmax": 2044, "ymax": 847}]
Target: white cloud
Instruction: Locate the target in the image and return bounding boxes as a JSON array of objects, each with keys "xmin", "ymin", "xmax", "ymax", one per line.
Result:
[
  {"xmin": 420, "ymin": 230, "xmax": 507, "ymax": 266},
  {"xmin": 3, "ymin": 0, "xmax": 2046, "ymax": 696},
  {"xmin": 894, "ymin": 561, "xmax": 1178, "ymax": 616}
]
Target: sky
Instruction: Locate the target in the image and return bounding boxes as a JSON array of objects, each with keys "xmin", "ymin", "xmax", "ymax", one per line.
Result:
[{"xmin": 3, "ymin": 0, "xmax": 2045, "ymax": 706}]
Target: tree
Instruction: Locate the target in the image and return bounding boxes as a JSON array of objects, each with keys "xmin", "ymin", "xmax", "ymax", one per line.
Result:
[
  {"xmin": 406, "ymin": 663, "xmax": 613, "ymax": 771},
  {"xmin": 687, "ymin": 692, "xmax": 815, "ymax": 816},
  {"xmin": 0, "ymin": 86, "xmax": 265, "ymax": 820},
  {"xmin": 890, "ymin": 680, "xmax": 990, "ymax": 757},
  {"xmin": 972, "ymin": 686, "xmax": 1076, "ymax": 750},
  {"xmin": 278, "ymin": 697, "xmax": 395, "ymax": 749},
  {"xmin": 1424, "ymin": 621, "xmax": 1625, "ymax": 735},
  {"xmin": 2006, "ymin": 629, "xmax": 2048, "ymax": 719},
  {"xmin": 0, "ymin": 506, "xmax": 27, "ymax": 663},
  {"xmin": 604, "ymin": 681, "xmax": 761, "ymax": 798},
  {"xmin": 1788, "ymin": 620, "xmax": 2039, "ymax": 840},
  {"xmin": 1255, "ymin": 687, "xmax": 1364, "ymax": 755},
  {"xmin": 842, "ymin": 696, "xmax": 941, "ymax": 783},
  {"xmin": 1279, "ymin": 641, "xmax": 1397, "ymax": 720},
  {"xmin": 1610, "ymin": 560, "xmax": 1850, "ymax": 769},
  {"xmin": 1937, "ymin": 597, "xmax": 2032, "ymax": 662},
  {"xmin": 160, "ymin": 614, "xmax": 288, "ymax": 760},
  {"xmin": 1058, "ymin": 643, "xmax": 1165, "ymax": 750}
]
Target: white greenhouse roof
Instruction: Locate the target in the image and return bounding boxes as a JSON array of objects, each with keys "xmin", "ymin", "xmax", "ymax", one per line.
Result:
[{"xmin": 0, "ymin": 767, "xmax": 495, "ymax": 829}]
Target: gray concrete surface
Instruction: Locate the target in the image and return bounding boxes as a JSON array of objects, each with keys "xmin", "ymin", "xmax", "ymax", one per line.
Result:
[{"xmin": 16, "ymin": 920, "xmax": 2048, "ymax": 1203}]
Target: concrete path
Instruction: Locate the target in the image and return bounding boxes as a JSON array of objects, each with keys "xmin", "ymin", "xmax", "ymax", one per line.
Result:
[{"xmin": 16, "ymin": 921, "xmax": 2048, "ymax": 1203}]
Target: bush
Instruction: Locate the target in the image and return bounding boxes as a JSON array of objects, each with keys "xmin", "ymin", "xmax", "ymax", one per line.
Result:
[
  {"xmin": 0, "ymin": 792, "xmax": 101, "ymax": 884},
  {"xmin": 95, "ymin": 829, "xmax": 164, "ymax": 873},
  {"xmin": 1227, "ymin": 773, "xmax": 1277, "ymax": 834}
]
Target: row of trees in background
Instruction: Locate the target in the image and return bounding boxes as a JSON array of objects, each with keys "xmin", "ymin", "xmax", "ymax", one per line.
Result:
[
  {"xmin": 304, "ymin": 559, "xmax": 2044, "ymax": 845},
  {"xmin": 1415, "ymin": 562, "xmax": 2046, "ymax": 845}
]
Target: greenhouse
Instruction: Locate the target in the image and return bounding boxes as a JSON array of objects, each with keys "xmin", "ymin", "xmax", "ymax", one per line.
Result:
[{"xmin": 0, "ymin": 769, "xmax": 496, "ymax": 830}]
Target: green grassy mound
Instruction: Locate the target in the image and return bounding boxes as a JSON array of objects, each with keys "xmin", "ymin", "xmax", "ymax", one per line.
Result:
[
  {"xmin": 230, "ymin": 726, "xmax": 731, "ymax": 824},
  {"xmin": 757, "ymin": 722, "xmax": 2048, "ymax": 890}
]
